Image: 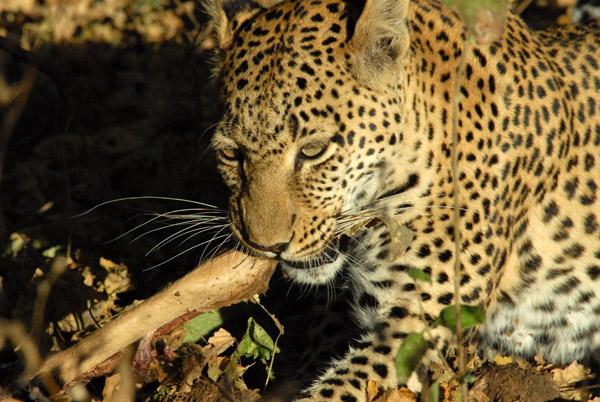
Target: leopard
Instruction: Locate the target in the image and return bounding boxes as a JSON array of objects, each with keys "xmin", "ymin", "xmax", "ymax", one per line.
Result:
[
  {"xmin": 572, "ymin": 0, "xmax": 600, "ymax": 23},
  {"xmin": 204, "ymin": 0, "xmax": 600, "ymax": 400}
]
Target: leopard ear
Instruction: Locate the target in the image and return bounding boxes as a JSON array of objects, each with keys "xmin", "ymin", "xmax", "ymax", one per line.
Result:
[
  {"xmin": 347, "ymin": 0, "xmax": 410, "ymax": 88},
  {"xmin": 205, "ymin": 0, "xmax": 264, "ymax": 49}
]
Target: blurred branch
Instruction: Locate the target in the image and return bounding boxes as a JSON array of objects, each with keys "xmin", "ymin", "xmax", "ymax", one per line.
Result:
[
  {"xmin": 0, "ymin": 36, "xmax": 41, "ymax": 67},
  {"xmin": 0, "ymin": 320, "xmax": 61, "ymax": 395},
  {"xmin": 0, "ymin": 66, "xmax": 35, "ymax": 238},
  {"xmin": 0, "ymin": 35, "xmax": 67, "ymax": 94}
]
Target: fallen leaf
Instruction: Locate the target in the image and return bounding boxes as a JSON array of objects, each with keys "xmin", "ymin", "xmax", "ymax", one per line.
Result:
[
  {"xmin": 149, "ymin": 360, "xmax": 169, "ymax": 382},
  {"xmin": 533, "ymin": 354, "xmax": 545, "ymax": 366},
  {"xmin": 99, "ymin": 257, "xmax": 120, "ymax": 271},
  {"xmin": 492, "ymin": 355, "xmax": 512, "ymax": 365},
  {"xmin": 179, "ymin": 354, "xmax": 204, "ymax": 393},
  {"xmin": 82, "ymin": 266, "xmax": 94, "ymax": 287},
  {"xmin": 207, "ymin": 355, "xmax": 230, "ymax": 382},
  {"xmin": 367, "ymin": 380, "xmax": 381, "ymax": 401},
  {"xmin": 203, "ymin": 328, "xmax": 236, "ymax": 361},
  {"xmin": 373, "ymin": 388, "xmax": 417, "ymax": 402},
  {"xmin": 551, "ymin": 361, "xmax": 591, "ymax": 401},
  {"xmin": 380, "ymin": 217, "xmax": 415, "ymax": 261},
  {"xmin": 556, "ymin": 0, "xmax": 576, "ymax": 6},
  {"xmin": 102, "ymin": 373, "xmax": 120, "ymax": 401}
]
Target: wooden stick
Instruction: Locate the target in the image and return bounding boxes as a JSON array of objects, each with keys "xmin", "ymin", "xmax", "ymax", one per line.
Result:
[{"xmin": 35, "ymin": 250, "xmax": 277, "ymax": 387}]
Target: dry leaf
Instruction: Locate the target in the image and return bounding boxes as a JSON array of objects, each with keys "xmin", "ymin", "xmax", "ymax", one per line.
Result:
[
  {"xmin": 149, "ymin": 360, "xmax": 169, "ymax": 382},
  {"xmin": 203, "ymin": 328, "xmax": 236, "ymax": 361},
  {"xmin": 533, "ymin": 354, "xmax": 545, "ymax": 366},
  {"xmin": 373, "ymin": 388, "xmax": 417, "ymax": 402},
  {"xmin": 236, "ymin": 389, "xmax": 262, "ymax": 402},
  {"xmin": 551, "ymin": 361, "xmax": 590, "ymax": 384},
  {"xmin": 556, "ymin": 0, "xmax": 577, "ymax": 6},
  {"xmin": 492, "ymin": 355, "xmax": 512, "ymax": 365},
  {"xmin": 99, "ymin": 257, "xmax": 120, "ymax": 270},
  {"xmin": 179, "ymin": 354, "xmax": 204, "ymax": 394},
  {"xmin": 100, "ymin": 258, "xmax": 132, "ymax": 295},
  {"xmin": 551, "ymin": 361, "xmax": 591, "ymax": 401},
  {"xmin": 82, "ymin": 266, "xmax": 94, "ymax": 287},
  {"xmin": 102, "ymin": 373, "xmax": 121, "ymax": 401},
  {"xmin": 207, "ymin": 355, "xmax": 230, "ymax": 382},
  {"xmin": 465, "ymin": 344, "xmax": 485, "ymax": 372},
  {"xmin": 378, "ymin": 217, "xmax": 415, "ymax": 260},
  {"xmin": 367, "ymin": 380, "xmax": 381, "ymax": 401}
]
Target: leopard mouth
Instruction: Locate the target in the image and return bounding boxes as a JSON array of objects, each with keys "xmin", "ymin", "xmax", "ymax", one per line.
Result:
[{"xmin": 280, "ymin": 236, "xmax": 348, "ymax": 269}]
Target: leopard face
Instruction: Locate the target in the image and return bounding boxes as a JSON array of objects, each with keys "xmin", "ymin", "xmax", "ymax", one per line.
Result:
[{"xmin": 210, "ymin": 0, "xmax": 428, "ymax": 284}]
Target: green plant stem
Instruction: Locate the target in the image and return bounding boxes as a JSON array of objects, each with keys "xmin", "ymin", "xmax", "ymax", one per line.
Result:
[{"xmin": 451, "ymin": 35, "xmax": 473, "ymax": 402}]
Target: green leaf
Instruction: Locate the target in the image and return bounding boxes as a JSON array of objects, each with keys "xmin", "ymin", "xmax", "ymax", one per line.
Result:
[
  {"xmin": 409, "ymin": 268, "xmax": 432, "ymax": 284},
  {"xmin": 6, "ymin": 235, "xmax": 26, "ymax": 257},
  {"xmin": 395, "ymin": 332, "xmax": 427, "ymax": 384},
  {"xmin": 465, "ymin": 372, "xmax": 479, "ymax": 384},
  {"xmin": 182, "ymin": 310, "xmax": 223, "ymax": 343},
  {"xmin": 428, "ymin": 378, "xmax": 441, "ymax": 402},
  {"xmin": 433, "ymin": 305, "xmax": 485, "ymax": 331},
  {"xmin": 42, "ymin": 245, "xmax": 62, "ymax": 258},
  {"xmin": 235, "ymin": 318, "xmax": 279, "ymax": 375}
]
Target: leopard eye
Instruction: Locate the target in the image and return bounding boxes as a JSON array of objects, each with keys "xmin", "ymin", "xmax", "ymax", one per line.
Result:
[
  {"xmin": 300, "ymin": 143, "xmax": 327, "ymax": 159},
  {"xmin": 218, "ymin": 148, "xmax": 240, "ymax": 162}
]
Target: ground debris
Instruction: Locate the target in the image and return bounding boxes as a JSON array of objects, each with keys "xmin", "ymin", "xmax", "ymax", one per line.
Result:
[{"xmin": 468, "ymin": 361, "xmax": 560, "ymax": 402}]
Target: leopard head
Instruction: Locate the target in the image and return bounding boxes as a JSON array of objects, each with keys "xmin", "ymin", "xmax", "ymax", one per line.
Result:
[{"xmin": 207, "ymin": 0, "xmax": 426, "ymax": 284}]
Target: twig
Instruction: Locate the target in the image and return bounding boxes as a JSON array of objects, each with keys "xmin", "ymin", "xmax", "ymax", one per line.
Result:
[
  {"xmin": 514, "ymin": 0, "xmax": 534, "ymax": 15},
  {"xmin": 252, "ymin": 294, "xmax": 285, "ymax": 391},
  {"xmin": 0, "ymin": 67, "xmax": 35, "ymax": 188},
  {"xmin": 0, "ymin": 35, "xmax": 67, "ymax": 91},
  {"xmin": 31, "ymin": 256, "xmax": 69, "ymax": 341},
  {"xmin": 0, "ymin": 320, "xmax": 60, "ymax": 395}
]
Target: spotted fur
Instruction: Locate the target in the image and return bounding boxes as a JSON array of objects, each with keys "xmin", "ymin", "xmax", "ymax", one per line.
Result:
[
  {"xmin": 572, "ymin": 0, "xmax": 600, "ymax": 23},
  {"xmin": 206, "ymin": 0, "xmax": 600, "ymax": 399}
]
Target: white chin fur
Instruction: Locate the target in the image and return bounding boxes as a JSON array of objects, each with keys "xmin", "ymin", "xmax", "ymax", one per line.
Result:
[{"xmin": 280, "ymin": 256, "xmax": 345, "ymax": 285}]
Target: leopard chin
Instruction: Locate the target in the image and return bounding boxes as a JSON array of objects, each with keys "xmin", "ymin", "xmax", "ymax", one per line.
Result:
[
  {"xmin": 278, "ymin": 237, "xmax": 348, "ymax": 284},
  {"xmin": 280, "ymin": 255, "xmax": 347, "ymax": 285}
]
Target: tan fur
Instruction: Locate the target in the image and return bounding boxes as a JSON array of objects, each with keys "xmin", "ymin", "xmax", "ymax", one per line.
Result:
[{"xmin": 349, "ymin": 0, "xmax": 410, "ymax": 90}]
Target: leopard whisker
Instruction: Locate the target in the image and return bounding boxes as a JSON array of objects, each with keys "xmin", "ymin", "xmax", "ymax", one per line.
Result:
[
  {"xmin": 80, "ymin": 197, "xmax": 231, "ymax": 266},
  {"xmin": 197, "ymin": 234, "xmax": 240, "ymax": 269},
  {"xmin": 74, "ymin": 196, "xmax": 225, "ymax": 218},
  {"xmin": 334, "ymin": 212, "xmax": 437, "ymax": 237},
  {"xmin": 176, "ymin": 223, "xmax": 232, "ymax": 247},
  {"xmin": 144, "ymin": 221, "xmax": 231, "ymax": 256},
  {"xmin": 339, "ymin": 192, "xmax": 447, "ymax": 218},
  {"xmin": 125, "ymin": 212, "xmax": 228, "ymax": 246},
  {"xmin": 198, "ymin": 222, "xmax": 236, "ymax": 263},
  {"xmin": 143, "ymin": 232, "xmax": 233, "ymax": 271},
  {"xmin": 323, "ymin": 233, "xmax": 362, "ymax": 269},
  {"xmin": 334, "ymin": 197, "xmax": 479, "ymax": 236},
  {"xmin": 199, "ymin": 121, "xmax": 225, "ymax": 142},
  {"xmin": 132, "ymin": 212, "xmax": 226, "ymax": 235}
]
